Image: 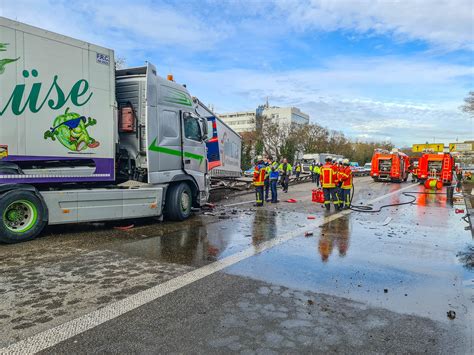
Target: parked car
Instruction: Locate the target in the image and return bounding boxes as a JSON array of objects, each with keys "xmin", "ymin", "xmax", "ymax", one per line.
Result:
[
  {"xmin": 362, "ymin": 163, "xmax": 372, "ymax": 176},
  {"xmin": 243, "ymin": 168, "xmax": 254, "ymax": 177}
]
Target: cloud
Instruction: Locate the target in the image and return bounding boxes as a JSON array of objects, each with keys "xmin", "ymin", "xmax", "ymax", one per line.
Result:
[
  {"xmin": 178, "ymin": 55, "xmax": 473, "ymax": 146},
  {"xmin": 276, "ymin": 0, "xmax": 474, "ymax": 50},
  {"xmin": 0, "ymin": 0, "xmax": 226, "ymax": 52}
]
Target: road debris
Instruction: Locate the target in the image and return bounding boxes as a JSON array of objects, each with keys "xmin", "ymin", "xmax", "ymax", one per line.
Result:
[
  {"xmin": 113, "ymin": 224, "xmax": 135, "ymax": 231},
  {"xmin": 304, "ymin": 231, "xmax": 314, "ymax": 237},
  {"xmin": 447, "ymin": 310, "xmax": 456, "ymax": 320}
]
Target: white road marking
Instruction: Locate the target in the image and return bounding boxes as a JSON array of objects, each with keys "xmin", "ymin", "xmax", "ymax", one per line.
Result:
[{"xmin": 1, "ymin": 183, "xmax": 419, "ymax": 354}]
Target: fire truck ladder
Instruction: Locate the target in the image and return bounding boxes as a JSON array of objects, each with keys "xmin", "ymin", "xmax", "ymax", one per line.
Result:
[{"xmin": 441, "ymin": 154, "xmax": 451, "ymax": 182}]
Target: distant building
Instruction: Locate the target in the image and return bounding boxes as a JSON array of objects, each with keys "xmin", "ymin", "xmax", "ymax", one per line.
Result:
[
  {"xmin": 217, "ymin": 111, "xmax": 257, "ymax": 133},
  {"xmin": 218, "ymin": 101, "xmax": 309, "ymax": 133}
]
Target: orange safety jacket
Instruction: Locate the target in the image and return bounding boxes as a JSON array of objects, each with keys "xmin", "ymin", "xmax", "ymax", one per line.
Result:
[
  {"xmin": 253, "ymin": 164, "xmax": 266, "ymax": 186},
  {"xmin": 335, "ymin": 164, "xmax": 344, "ymax": 184},
  {"xmin": 340, "ymin": 166, "xmax": 353, "ymax": 189},
  {"xmin": 321, "ymin": 163, "xmax": 336, "ymax": 188}
]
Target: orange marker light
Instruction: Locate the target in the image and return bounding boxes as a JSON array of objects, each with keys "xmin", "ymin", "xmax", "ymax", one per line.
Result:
[{"xmin": 167, "ymin": 74, "xmax": 174, "ymax": 81}]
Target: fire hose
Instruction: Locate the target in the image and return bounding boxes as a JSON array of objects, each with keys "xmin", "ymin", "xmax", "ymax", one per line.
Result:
[{"xmin": 348, "ymin": 181, "xmax": 446, "ymax": 213}]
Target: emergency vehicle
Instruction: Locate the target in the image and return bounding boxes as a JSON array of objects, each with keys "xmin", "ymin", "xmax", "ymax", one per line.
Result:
[
  {"xmin": 417, "ymin": 152, "xmax": 454, "ymax": 185},
  {"xmin": 370, "ymin": 149, "xmax": 410, "ymax": 182}
]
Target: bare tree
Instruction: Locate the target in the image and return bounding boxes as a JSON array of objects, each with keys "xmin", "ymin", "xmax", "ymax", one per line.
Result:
[{"xmin": 461, "ymin": 91, "xmax": 474, "ymax": 115}]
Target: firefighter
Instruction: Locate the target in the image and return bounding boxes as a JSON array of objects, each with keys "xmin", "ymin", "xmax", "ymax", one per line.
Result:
[
  {"xmin": 315, "ymin": 163, "xmax": 321, "ymax": 187},
  {"xmin": 295, "ymin": 162, "xmax": 302, "ymax": 180},
  {"xmin": 411, "ymin": 164, "xmax": 419, "ymax": 182},
  {"xmin": 340, "ymin": 159, "xmax": 353, "ymax": 209},
  {"xmin": 310, "ymin": 161, "xmax": 316, "ymax": 183},
  {"xmin": 269, "ymin": 158, "xmax": 280, "ymax": 203},
  {"xmin": 264, "ymin": 157, "xmax": 271, "ymax": 202},
  {"xmin": 321, "ymin": 157, "xmax": 340, "ymax": 210},
  {"xmin": 335, "ymin": 159, "xmax": 344, "ymax": 207},
  {"xmin": 279, "ymin": 158, "xmax": 292, "ymax": 193},
  {"xmin": 253, "ymin": 156, "xmax": 266, "ymax": 206}
]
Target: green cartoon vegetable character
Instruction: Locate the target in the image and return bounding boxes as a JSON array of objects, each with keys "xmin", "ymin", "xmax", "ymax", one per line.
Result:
[
  {"xmin": 0, "ymin": 43, "xmax": 20, "ymax": 75},
  {"xmin": 44, "ymin": 108, "xmax": 100, "ymax": 151}
]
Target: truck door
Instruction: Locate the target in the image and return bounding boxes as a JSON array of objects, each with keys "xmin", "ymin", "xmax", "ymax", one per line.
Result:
[{"xmin": 181, "ymin": 112, "xmax": 207, "ymax": 179}]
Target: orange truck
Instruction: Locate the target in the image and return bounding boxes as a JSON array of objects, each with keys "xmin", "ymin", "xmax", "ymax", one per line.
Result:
[
  {"xmin": 370, "ymin": 149, "xmax": 410, "ymax": 182},
  {"xmin": 417, "ymin": 153, "xmax": 454, "ymax": 185}
]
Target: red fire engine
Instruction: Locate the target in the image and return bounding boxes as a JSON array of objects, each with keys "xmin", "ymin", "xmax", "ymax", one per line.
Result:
[
  {"xmin": 417, "ymin": 152, "xmax": 454, "ymax": 185},
  {"xmin": 370, "ymin": 149, "xmax": 410, "ymax": 182}
]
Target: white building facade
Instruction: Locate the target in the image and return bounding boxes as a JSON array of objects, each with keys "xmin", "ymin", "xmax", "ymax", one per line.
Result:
[{"xmin": 219, "ymin": 104, "xmax": 309, "ymax": 133}]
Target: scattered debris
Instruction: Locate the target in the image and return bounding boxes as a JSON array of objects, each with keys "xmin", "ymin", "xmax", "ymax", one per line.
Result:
[
  {"xmin": 307, "ymin": 300, "xmax": 314, "ymax": 305},
  {"xmin": 113, "ymin": 224, "xmax": 134, "ymax": 231},
  {"xmin": 307, "ymin": 216, "xmax": 316, "ymax": 220},
  {"xmin": 202, "ymin": 203, "xmax": 216, "ymax": 210},
  {"xmin": 447, "ymin": 310, "xmax": 456, "ymax": 320},
  {"xmin": 304, "ymin": 231, "xmax": 314, "ymax": 237},
  {"xmin": 455, "ymin": 209, "xmax": 465, "ymax": 214},
  {"xmin": 381, "ymin": 217, "xmax": 392, "ymax": 226},
  {"xmin": 203, "ymin": 212, "xmax": 216, "ymax": 216},
  {"xmin": 383, "ymin": 289, "xmax": 388, "ymax": 293},
  {"xmin": 286, "ymin": 198, "xmax": 297, "ymax": 203}
]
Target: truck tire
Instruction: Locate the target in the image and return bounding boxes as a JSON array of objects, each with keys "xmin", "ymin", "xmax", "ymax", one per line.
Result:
[
  {"xmin": 0, "ymin": 190, "xmax": 46, "ymax": 243},
  {"xmin": 164, "ymin": 183, "xmax": 192, "ymax": 221}
]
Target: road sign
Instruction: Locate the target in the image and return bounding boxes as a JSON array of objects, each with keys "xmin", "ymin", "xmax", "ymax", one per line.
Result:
[
  {"xmin": 412, "ymin": 143, "xmax": 444, "ymax": 153},
  {"xmin": 449, "ymin": 143, "xmax": 472, "ymax": 152}
]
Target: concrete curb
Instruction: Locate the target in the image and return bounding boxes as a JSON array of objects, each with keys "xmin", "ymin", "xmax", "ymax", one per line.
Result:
[{"xmin": 462, "ymin": 185, "xmax": 474, "ymax": 238}]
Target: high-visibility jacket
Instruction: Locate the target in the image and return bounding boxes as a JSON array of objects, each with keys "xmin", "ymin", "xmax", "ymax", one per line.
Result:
[
  {"xmin": 309, "ymin": 165, "xmax": 314, "ymax": 172},
  {"xmin": 267, "ymin": 162, "xmax": 279, "ymax": 180},
  {"xmin": 334, "ymin": 164, "xmax": 343, "ymax": 184},
  {"xmin": 253, "ymin": 164, "xmax": 266, "ymax": 186},
  {"xmin": 340, "ymin": 166, "xmax": 353, "ymax": 189},
  {"xmin": 321, "ymin": 163, "xmax": 336, "ymax": 188},
  {"xmin": 314, "ymin": 166, "xmax": 321, "ymax": 174},
  {"xmin": 278, "ymin": 163, "xmax": 292, "ymax": 175}
]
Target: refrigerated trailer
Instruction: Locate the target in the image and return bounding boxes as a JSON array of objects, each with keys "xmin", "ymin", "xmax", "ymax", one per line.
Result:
[{"xmin": 0, "ymin": 18, "xmax": 210, "ymax": 243}]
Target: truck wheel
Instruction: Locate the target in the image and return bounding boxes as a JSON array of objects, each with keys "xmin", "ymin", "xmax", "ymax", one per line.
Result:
[
  {"xmin": 0, "ymin": 190, "xmax": 46, "ymax": 243},
  {"xmin": 164, "ymin": 183, "xmax": 192, "ymax": 221}
]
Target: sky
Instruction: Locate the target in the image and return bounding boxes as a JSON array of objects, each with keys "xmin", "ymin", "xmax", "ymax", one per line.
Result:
[{"xmin": 1, "ymin": 0, "xmax": 473, "ymax": 146}]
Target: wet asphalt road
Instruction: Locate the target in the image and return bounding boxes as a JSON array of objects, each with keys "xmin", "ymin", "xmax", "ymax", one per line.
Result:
[{"xmin": 1, "ymin": 177, "xmax": 473, "ymax": 354}]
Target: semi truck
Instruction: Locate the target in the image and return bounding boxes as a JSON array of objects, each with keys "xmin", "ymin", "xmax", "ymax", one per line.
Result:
[
  {"xmin": 0, "ymin": 18, "xmax": 211, "ymax": 243},
  {"xmin": 194, "ymin": 98, "xmax": 241, "ymax": 178},
  {"xmin": 370, "ymin": 149, "xmax": 410, "ymax": 182},
  {"xmin": 301, "ymin": 153, "xmax": 344, "ymax": 172},
  {"xmin": 417, "ymin": 152, "xmax": 454, "ymax": 185}
]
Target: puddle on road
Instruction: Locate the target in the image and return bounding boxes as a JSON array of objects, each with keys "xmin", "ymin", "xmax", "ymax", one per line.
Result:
[
  {"xmin": 111, "ymin": 209, "xmax": 316, "ymax": 267},
  {"xmin": 225, "ymin": 189, "xmax": 473, "ymax": 323}
]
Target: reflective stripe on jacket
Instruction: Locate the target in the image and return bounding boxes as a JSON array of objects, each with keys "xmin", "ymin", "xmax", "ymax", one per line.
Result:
[
  {"xmin": 253, "ymin": 164, "xmax": 266, "ymax": 186},
  {"xmin": 321, "ymin": 163, "xmax": 336, "ymax": 188},
  {"xmin": 340, "ymin": 166, "xmax": 353, "ymax": 189}
]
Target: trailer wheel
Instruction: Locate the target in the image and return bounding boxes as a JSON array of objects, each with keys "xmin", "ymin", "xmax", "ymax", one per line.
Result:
[
  {"xmin": 164, "ymin": 183, "xmax": 192, "ymax": 221},
  {"xmin": 0, "ymin": 190, "xmax": 46, "ymax": 243}
]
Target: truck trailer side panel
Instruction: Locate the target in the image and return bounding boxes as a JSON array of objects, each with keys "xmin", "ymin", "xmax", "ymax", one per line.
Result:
[
  {"xmin": 0, "ymin": 17, "xmax": 116, "ymax": 184},
  {"xmin": 194, "ymin": 98, "xmax": 242, "ymax": 178},
  {"xmin": 41, "ymin": 187, "xmax": 163, "ymax": 225}
]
